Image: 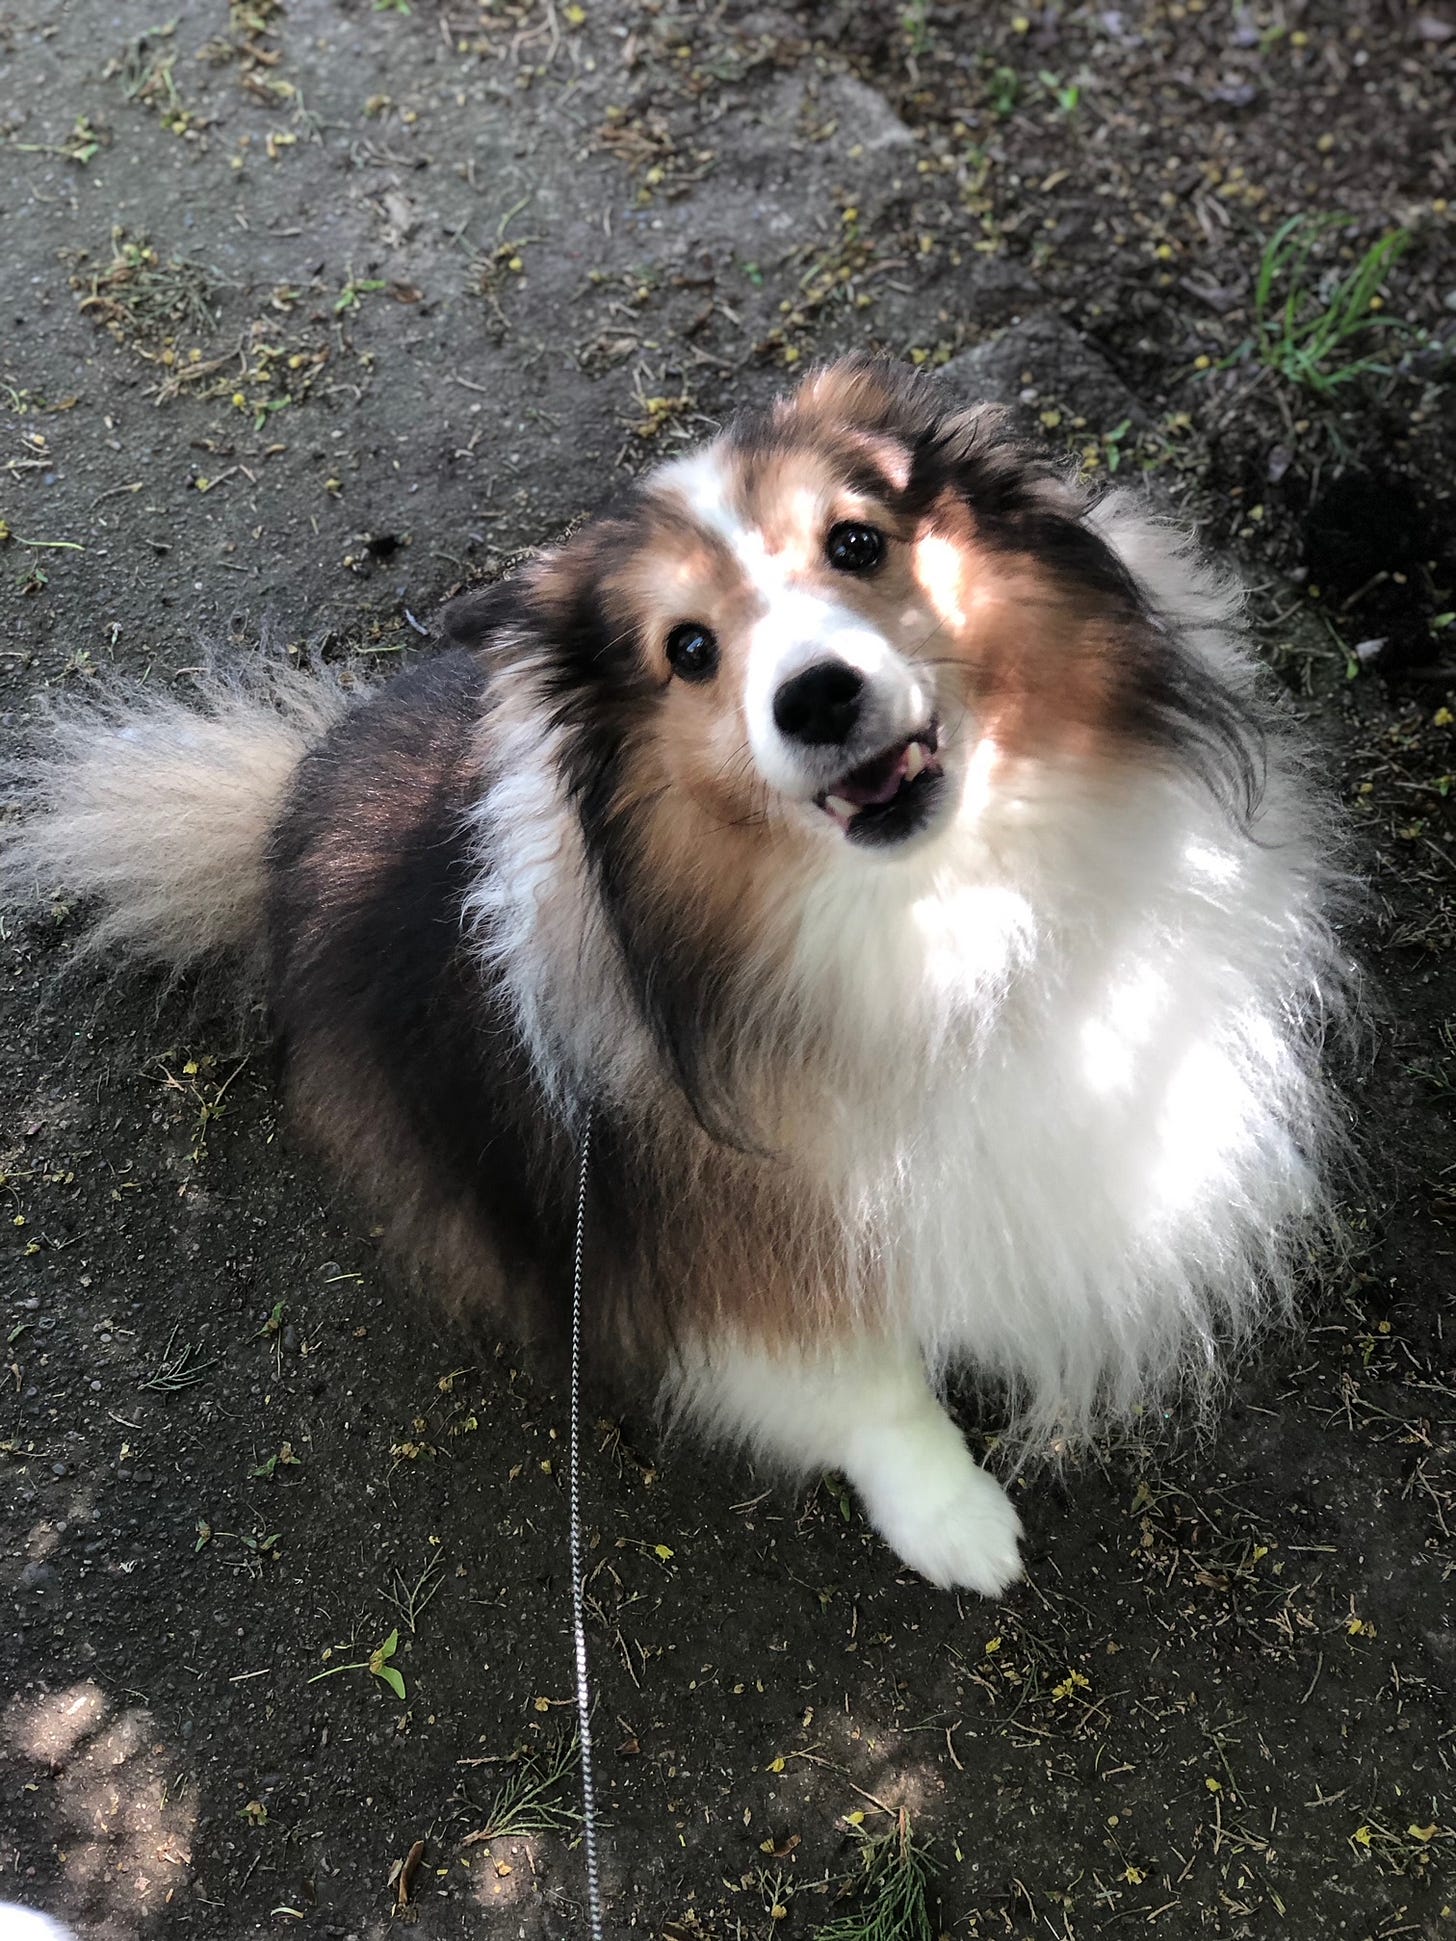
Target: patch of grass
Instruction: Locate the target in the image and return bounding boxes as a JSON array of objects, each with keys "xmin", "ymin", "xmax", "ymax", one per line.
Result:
[
  {"xmin": 73, "ymin": 230, "xmax": 220, "ymax": 351},
  {"xmin": 1232, "ymin": 214, "xmax": 1413, "ymax": 395},
  {"xmin": 106, "ymin": 22, "xmax": 197, "ymax": 136},
  {"xmin": 815, "ymin": 1811, "xmax": 936, "ymax": 1941},
  {"xmin": 461, "ymin": 1734, "xmax": 582, "ymax": 1848}
]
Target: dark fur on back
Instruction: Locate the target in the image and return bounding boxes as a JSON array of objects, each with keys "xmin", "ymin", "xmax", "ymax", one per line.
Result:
[
  {"xmin": 264, "ymin": 647, "xmax": 711, "ymax": 1370},
  {"xmin": 270, "ymin": 653, "xmax": 576, "ymax": 1350}
]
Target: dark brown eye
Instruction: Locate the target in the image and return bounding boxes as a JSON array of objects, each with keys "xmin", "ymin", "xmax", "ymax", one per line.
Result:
[
  {"xmin": 827, "ymin": 521, "xmax": 885, "ymax": 574},
  {"xmin": 665, "ymin": 621, "xmax": 719, "ymax": 682}
]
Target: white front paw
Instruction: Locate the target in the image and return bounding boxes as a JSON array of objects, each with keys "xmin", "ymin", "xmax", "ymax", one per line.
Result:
[{"xmin": 850, "ymin": 1416, "xmax": 1024, "ymax": 1596}]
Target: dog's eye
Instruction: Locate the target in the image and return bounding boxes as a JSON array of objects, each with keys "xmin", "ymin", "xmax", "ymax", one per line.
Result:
[
  {"xmin": 826, "ymin": 521, "xmax": 885, "ymax": 574},
  {"xmin": 665, "ymin": 621, "xmax": 719, "ymax": 682}
]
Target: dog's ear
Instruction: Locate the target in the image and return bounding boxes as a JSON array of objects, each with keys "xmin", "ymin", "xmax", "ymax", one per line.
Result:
[
  {"xmin": 787, "ymin": 354, "xmax": 917, "ymax": 427},
  {"xmin": 434, "ymin": 576, "xmax": 524, "ymax": 653}
]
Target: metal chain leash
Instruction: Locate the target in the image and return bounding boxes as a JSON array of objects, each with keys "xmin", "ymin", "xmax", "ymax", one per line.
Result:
[{"xmin": 568, "ymin": 1105, "xmax": 605, "ymax": 1941}]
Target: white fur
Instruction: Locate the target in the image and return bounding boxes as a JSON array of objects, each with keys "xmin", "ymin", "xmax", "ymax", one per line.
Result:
[
  {"xmin": 0, "ymin": 1908, "xmax": 76, "ymax": 1941},
  {"xmin": 0, "ymin": 662, "xmax": 346, "ymax": 975},
  {"xmin": 762, "ymin": 500, "xmax": 1345, "ymax": 1439},
  {"xmin": 673, "ymin": 1338, "xmax": 1024, "ymax": 1594},
  {"xmin": 461, "ymin": 690, "xmax": 642, "ymax": 1118}
]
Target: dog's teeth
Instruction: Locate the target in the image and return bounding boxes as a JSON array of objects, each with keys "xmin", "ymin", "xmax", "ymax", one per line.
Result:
[
  {"xmin": 904, "ymin": 740, "xmax": 925, "ymax": 781},
  {"xmin": 825, "ymin": 795, "xmax": 857, "ymax": 821}
]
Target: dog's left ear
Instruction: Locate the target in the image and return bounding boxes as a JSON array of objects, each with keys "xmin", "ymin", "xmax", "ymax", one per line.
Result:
[
  {"xmin": 434, "ymin": 576, "xmax": 525, "ymax": 653},
  {"xmin": 919, "ymin": 392, "xmax": 1093, "ymax": 533}
]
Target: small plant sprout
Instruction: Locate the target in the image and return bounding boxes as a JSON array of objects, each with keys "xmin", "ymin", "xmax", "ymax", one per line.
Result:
[
  {"xmin": 901, "ymin": 3, "xmax": 932, "ymax": 59},
  {"xmin": 255, "ymin": 1298, "xmax": 287, "ymax": 1376},
  {"xmin": 251, "ymin": 1441, "xmax": 301, "ymax": 1479},
  {"xmin": 309, "ymin": 1627, "xmax": 407, "ymax": 1700},
  {"xmin": 334, "ymin": 273, "xmax": 388, "ymax": 314},
  {"xmin": 988, "ymin": 66, "xmax": 1019, "ymax": 117},
  {"xmin": 1037, "ymin": 69, "xmax": 1081, "ymax": 114},
  {"xmin": 1225, "ymin": 214, "xmax": 1413, "ymax": 394}
]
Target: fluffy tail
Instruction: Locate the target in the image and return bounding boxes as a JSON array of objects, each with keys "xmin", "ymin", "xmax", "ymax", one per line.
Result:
[{"xmin": 0, "ymin": 661, "xmax": 349, "ymax": 976}]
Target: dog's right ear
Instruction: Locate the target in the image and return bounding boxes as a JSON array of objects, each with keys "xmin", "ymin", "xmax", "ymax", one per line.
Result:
[{"xmin": 434, "ymin": 576, "xmax": 526, "ymax": 653}]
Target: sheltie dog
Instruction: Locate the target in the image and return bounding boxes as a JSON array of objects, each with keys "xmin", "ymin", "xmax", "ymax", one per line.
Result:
[{"xmin": 1, "ymin": 359, "xmax": 1353, "ymax": 1594}]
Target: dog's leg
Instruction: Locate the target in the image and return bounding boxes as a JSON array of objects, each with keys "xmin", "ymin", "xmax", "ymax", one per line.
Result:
[{"xmin": 676, "ymin": 1338, "xmax": 1023, "ymax": 1595}]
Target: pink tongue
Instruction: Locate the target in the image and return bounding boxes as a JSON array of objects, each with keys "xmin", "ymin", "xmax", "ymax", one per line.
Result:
[{"xmin": 841, "ymin": 744, "xmax": 908, "ymax": 808}]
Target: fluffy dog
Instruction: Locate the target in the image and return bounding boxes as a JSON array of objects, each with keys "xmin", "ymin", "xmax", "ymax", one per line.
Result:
[{"xmin": 1, "ymin": 359, "xmax": 1353, "ymax": 1593}]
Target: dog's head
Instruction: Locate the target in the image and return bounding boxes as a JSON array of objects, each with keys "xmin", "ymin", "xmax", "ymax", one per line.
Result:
[
  {"xmin": 444, "ymin": 359, "xmax": 1259, "ymax": 1123},
  {"xmin": 481, "ymin": 358, "xmax": 1249, "ymax": 869}
]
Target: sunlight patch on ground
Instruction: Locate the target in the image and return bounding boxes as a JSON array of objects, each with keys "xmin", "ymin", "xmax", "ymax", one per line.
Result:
[{"xmin": 4, "ymin": 1683, "xmax": 195, "ymax": 1940}]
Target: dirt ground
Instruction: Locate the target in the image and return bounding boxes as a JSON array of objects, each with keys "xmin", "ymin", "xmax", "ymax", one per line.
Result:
[{"xmin": 2, "ymin": 3, "xmax": 1454, "ymax": 1937}]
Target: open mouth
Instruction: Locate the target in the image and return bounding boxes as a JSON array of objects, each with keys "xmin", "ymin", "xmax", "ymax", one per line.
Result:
[{"xmin": 815, "ymin": 722, "xmax": 945, "ymax": 847}]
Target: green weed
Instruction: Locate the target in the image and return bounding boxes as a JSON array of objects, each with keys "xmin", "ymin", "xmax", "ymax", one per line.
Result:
[
  {"xmin": 1232, "ymin": 214, "xmax": 1412, "ymax": 394},
  {"xmin": 461, "ymin": 1734, "xmax": 582, "ymax": 1847},
  {"xmin": 308, "ymin": 1627, "xmax": 406, "ymax": 1701},
  {"xmin": 815, "ymin": 1811, "xmax": 936, "ymax": 1941}
]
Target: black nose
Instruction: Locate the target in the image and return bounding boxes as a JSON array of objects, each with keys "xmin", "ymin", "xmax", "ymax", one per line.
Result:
[{"xmin": 772, "ymin": 660, "xmax": 864, "ymax": 746}]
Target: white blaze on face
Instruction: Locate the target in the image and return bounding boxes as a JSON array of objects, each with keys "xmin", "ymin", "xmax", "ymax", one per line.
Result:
[
  {"xmin": 658, "ymin": 444, "xmax": 932, "ymax": 800},
  {"xmin": 744, "ymin": 587, "xmax": 926, "ymax": 796}
]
